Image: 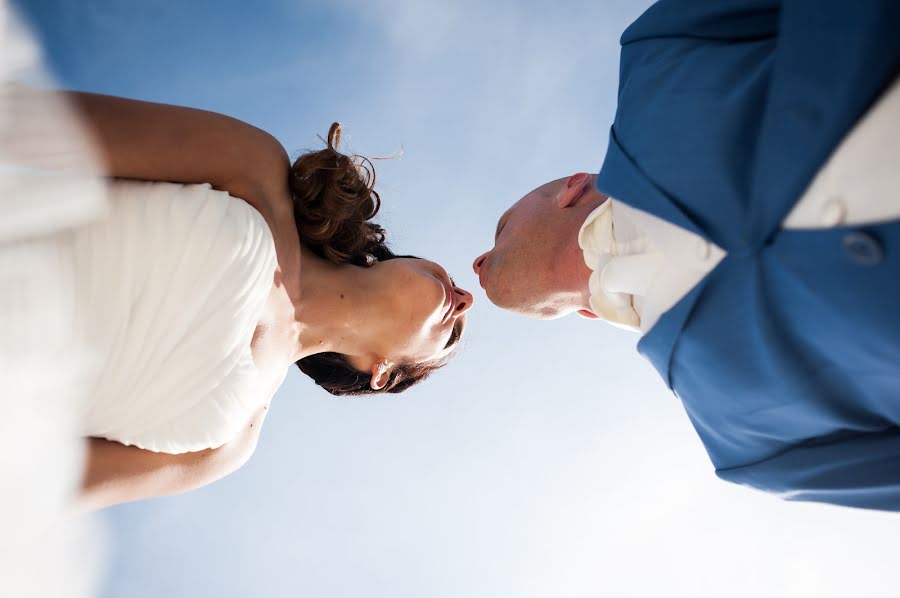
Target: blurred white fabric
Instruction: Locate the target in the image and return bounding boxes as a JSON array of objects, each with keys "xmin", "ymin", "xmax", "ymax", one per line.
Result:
[{"xmin": 0, "ymin": 2, "xmax": 107, "ymax": 596}]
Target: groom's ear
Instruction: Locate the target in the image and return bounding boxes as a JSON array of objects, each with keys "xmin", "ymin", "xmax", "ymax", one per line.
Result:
[
  {"xmin": 556, "ymin": 172, "xmax": 593, "ymax": 208},
  {"xmin": 576, "ymin": 309, "xmax": 601, "ymax": 319}
]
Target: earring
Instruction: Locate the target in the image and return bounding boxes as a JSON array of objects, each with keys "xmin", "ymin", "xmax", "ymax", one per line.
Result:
[{"xmin": 375, "ymin": 361, "xmax": 389, "ymax": 376}]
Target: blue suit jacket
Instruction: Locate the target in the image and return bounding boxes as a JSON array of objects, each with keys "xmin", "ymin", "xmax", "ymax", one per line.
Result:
[{"xmin": 595, "ymin": 0, "xmax": 900, "ymax": 510}]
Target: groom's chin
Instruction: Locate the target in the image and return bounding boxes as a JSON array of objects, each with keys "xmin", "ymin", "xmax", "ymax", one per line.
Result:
[
  {"xmin": 484, "ymin": 286, "xmax": 568, "ymax": 320},
  {"xmin": 506, "ymin": 305, "xmax": 570, "ymax": 320}
]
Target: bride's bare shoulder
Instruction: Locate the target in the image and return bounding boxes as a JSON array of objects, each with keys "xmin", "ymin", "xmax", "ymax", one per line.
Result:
[{"xmin": 263, "ymin": 201, "xmax": 302, "ymax": 281}]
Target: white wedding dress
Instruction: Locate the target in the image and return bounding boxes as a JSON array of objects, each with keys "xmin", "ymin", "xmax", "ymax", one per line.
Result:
[{"xmin": 76, "ymin": 180, "xmax": 278, "ymax": 454}]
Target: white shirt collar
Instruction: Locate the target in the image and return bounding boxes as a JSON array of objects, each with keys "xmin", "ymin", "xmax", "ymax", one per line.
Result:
[{"xmin": 577, "ymin": 199, "xmax": 641, "ymax": 331}]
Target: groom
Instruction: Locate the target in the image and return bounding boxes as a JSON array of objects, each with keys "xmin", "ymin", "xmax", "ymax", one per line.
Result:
[{"xmin": 473, "ymin": 0, "xmax": 900, "ymax": 511}]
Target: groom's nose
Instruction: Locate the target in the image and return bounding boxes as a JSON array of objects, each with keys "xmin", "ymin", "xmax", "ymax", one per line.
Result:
[{"xmin": 472, "ymin": 252, "xmax": 488, "ymax": 276}]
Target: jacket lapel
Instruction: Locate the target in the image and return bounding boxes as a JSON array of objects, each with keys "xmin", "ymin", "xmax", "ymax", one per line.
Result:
[{"xmin": 636, "ymin": 281, "xmax": 707, "ymax": 390}]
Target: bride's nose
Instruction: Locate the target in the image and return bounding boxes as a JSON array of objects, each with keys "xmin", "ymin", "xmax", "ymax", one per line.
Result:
[{"xmin": 452, "ymin": 286, "xmax": 474, "ymax": 316}]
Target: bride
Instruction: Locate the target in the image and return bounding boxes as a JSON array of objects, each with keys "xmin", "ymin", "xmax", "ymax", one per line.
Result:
[{"xmin": 16, "ymin": 90, "xmax": 474, "ymax": 510}]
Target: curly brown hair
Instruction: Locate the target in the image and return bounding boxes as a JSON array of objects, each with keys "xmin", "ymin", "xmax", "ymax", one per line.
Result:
[
  {"xmin": 291, "ymin": 124, "xmax": 453, "ymax": 395},
  {"xmin": 289, "ymin": 123, "xmax": 387, "ymax": 267}
]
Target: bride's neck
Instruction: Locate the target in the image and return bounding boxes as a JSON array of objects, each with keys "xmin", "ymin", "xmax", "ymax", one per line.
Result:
[{"xmin": 289, "ymin": 246, "xmax": 380, "ymax": 361}]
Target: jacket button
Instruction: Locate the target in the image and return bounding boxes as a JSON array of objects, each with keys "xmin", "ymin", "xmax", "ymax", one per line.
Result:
[
  {"xmin": 695, "ymin": 239, "xmax": 711, "ymax": 260},
  {"xmin": 843, "ymin": 232, "xmax": 883, "ymax": 266},
  {"xmin": 820, "ymin": 197, "xmax": 846, "ymax": 227}
]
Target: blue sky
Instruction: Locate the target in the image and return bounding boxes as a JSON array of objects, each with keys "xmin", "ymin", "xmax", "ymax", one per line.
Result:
[{"xmin": 15, "ymin": 1, "xmax": 900, "ymax": 597}]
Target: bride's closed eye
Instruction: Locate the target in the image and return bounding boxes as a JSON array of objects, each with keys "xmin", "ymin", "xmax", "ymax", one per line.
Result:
[{"xmin": 444, "ymin": 318, "xmax": 463, "ymax": 351}]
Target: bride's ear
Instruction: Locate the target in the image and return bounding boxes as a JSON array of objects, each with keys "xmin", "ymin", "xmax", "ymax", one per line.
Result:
[{"xmin": 369, "ymin": 359, "xmax": 393, "ymax": 391}]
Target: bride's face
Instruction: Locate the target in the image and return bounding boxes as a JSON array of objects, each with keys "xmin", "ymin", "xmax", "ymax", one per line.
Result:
[{"xmin": 365, "ymin": 257, "xmax": 474, "ymax": 365}]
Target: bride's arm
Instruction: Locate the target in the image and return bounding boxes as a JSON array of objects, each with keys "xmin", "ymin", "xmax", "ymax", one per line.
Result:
[
  {"xmin": 64, "ymin": 90, "xmax": 293, "ymax": 223},
  {"xmin": 79, "ymin": 405, "xmax": 268, "ymax": 510}
]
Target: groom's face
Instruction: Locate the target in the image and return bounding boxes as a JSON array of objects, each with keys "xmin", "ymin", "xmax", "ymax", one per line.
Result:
[{"xmin": 472, "ymin": 178, "xmax": 571, "ymax": 318}]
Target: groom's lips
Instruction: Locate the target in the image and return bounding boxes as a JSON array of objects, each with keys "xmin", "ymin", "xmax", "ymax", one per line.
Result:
[{"xmin": 476, "ymin": 259, "xmax": 488, "ymax": 289}]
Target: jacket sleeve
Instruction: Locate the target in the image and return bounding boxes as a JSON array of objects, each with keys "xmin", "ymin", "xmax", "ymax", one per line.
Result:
[
  {"xmin": 716, "ymin": 429, "xmax": 900, "ymax": 512},
  {"xmin": 751, "ymin": 0, "xmax": 900, "ymax": 249},
  {"xmin": 622, "ymin": 0, "xmax": 900, "ymax": 47},
  {"xmin": 615, "ymin": 0, "xmax": 900, "ymax": 245},
  {"xmin": 621, "ymin": 0, "xmax": 779, "ymax": 44}
]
